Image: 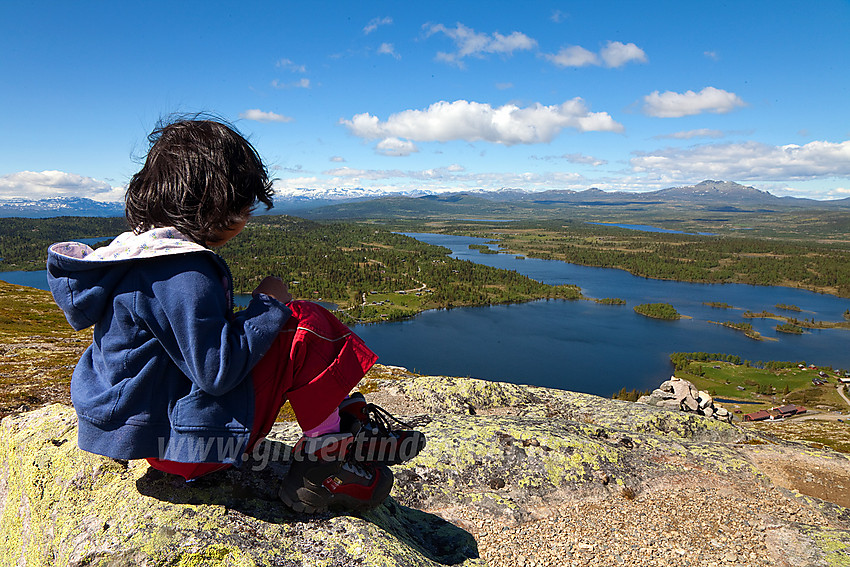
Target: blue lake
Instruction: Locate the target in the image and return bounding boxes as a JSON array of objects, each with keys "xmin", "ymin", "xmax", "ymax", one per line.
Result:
[
  {"xmin": 0, "ymin": 269, "xmax": 332, "ymax": 311},
  {"xmin": 586, "ymin": 222, "xmax": 716, "ymax": 236},
  {"xmin": 4, "ymin": 232, "xmax": 850, "ymax": 397},
  {"xmin": 350, "ymin": 233, "xmax": 850, "ymax": 396},
  {"xmin": 0, "ymin": 270, "xmax": 52, "ymax": 290},
  {"xmin": 75, "ymin": 236, "xmax": 115, "ymax": 245}
]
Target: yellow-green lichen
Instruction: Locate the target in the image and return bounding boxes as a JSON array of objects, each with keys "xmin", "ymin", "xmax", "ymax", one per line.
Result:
[
  {"xmin": 173, "ymin": 545, "xmax": 239, "ymax": 567},
  {"xmin": 805, "ymin": 528, "xmax": 850, "ymax": 567},
  {"xmin": 0, "ymin": 404, "xmax": 483, "ymax": 567}
]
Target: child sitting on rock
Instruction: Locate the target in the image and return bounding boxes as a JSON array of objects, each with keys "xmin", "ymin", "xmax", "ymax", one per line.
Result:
[{"xmin": 47, "ymin": 117, "xmax": 424, "ymax": 513}]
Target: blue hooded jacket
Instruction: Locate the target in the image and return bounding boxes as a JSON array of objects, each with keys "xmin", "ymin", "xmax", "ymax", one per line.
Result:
[{"xmin": 47, "ymin": 228, "xmax": 292, "ymax": 463}]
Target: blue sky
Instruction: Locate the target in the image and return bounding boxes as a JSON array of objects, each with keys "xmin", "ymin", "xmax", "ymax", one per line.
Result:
[{"xmin": 1, "ymin": 0, "xmax": 849, "ymax": 202}]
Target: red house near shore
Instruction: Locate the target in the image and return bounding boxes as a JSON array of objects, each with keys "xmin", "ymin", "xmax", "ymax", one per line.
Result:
[{"xmin": 743, "ymin": 404, "xmax": 806, "ymax": 422}]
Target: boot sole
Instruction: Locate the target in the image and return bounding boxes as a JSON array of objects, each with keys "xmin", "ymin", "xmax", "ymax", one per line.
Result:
[{"xmin": 279, "ymin": 465, "xmax": 394, "ymax": 514}]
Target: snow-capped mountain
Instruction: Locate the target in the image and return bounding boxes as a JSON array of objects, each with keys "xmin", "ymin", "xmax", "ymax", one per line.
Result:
[
  {"xmin": 3, "ymin": 181, "xmax": 847, "ymax": 218},
  {"xmin": 0, "ymin": 197, "xmax": 124, "ymax": 218}
]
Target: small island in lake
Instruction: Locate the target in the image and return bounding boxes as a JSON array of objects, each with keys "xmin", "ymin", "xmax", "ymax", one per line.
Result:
[
  {"xmin": 595, "ymin": 297, "xmax": 626, "ymax": 305},
  {"xmin": 634, "ymin": 302, "xmax": 680, "ymax": 320},
  {"xmin": 709, "ymin": 320, "xmax": 769, "ymax": 341},
  {"xmin": 742, "ymin": 310, "xmax": 781, "ymax": 320},
  {"xmin": 468, "ymin": 243, "xmax": 499, "ymax": 254},
  {"xmin": 704, "ymin": 301, "xmax": 734, "ymax": 309},
  {"xmin": 776, "ymin": 323, "xmax": 804, "ymax": 334}
]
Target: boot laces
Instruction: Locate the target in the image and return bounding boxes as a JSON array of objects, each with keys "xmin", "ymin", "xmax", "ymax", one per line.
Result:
[
  {"xmin": 341, "ymin": 457, "xmax": 373, "ymax": 480},
  {"xmin": 362, "ymin": 402, "xmax": 413, "ymax": 434}
]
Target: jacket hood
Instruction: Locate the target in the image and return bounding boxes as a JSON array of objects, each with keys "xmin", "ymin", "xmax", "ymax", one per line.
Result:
[{"xmin": 47, "ymin": 228, "xmax": 210, "ymax": 330}]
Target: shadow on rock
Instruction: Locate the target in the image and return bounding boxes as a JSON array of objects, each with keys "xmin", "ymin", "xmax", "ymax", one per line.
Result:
[
  {"xmin": 135, "ymin": 439, "xmax": 479, "ymax": 566},
  {"xmin": 364, "ymin": 499, "xmax": 480, "ymax": 565}
]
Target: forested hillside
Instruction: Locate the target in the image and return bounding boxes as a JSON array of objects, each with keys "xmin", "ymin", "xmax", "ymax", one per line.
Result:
[
  {"xmin": 0, "ymin": 216, "xmax": 580, "ymax": 323},
  {"xmin": 0, "ymin": 217, "xmax": 128, "ymax": 270},
  {"xmin": 475, "ymin": 221, "xmax": 850, "ymax": 297},
  {"xmin": 220, "ymin": 216, "xmax": 580, "ymax": 322}
]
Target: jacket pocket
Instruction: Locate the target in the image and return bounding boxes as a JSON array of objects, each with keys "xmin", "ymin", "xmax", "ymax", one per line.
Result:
[{"xmin": 171, "ymin": 384, "xmax": 252, "ymax": 434}]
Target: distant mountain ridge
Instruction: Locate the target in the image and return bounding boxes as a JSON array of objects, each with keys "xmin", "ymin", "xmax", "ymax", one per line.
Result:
[
  {"xmin": 279, "ymin": 179, "xmax": 849, "ymax": 209},
  {"xmin": 293, "ymin": 180, "xmax": 850, "ymax": 219},
  {"xmin": 2, "ymin": 181, "xmax": 848, "ymax": 218},
  {"xmin": 656, "ymin": 180, "xmax": 770, "ymax": 200},
  {"xmin": 0, "ymin": 197, "xmax": 124, "ymax": 218},
  {"xmin": 482, "ymin": 180, "xmax": 844, "ymax": 206}
]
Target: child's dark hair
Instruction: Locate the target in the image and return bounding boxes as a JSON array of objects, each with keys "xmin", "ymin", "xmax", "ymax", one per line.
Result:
[{"xmin": 125, "ymin": 116, "xmax": 274, "ymax": 245}]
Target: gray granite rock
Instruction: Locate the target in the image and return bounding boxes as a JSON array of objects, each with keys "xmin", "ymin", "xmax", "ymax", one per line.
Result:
[{"xmin": 2, "ymin": 370, "xmax": 848, "ymax": 565}]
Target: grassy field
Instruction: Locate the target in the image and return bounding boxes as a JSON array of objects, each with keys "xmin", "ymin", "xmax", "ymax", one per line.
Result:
[
  {"xmin": 678, "ymin": 360, "xmax": 847, "ymax": 411},
  {"xmin": 339, "ymin": 291, "xmax": 425, "ymax": 323},
  {"xmin": 745, "ymin": 418, "xmax": 850, "ymax": 454},
  {"xmin": 0, "ymin": 281, "xmax": 85, "ymax": 417},
  {"xmin": 674, "ymin": 357, "xmax": 850, "ymax": 452}
]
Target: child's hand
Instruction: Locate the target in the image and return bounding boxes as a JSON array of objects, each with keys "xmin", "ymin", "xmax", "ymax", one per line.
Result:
[{"xmin": 253, "ymin": 276, "xmax": 293, "ymax": 304}]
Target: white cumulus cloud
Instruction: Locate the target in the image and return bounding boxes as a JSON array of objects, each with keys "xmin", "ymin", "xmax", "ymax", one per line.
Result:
[
  {"xmin": 378, "ymin": 43, "xmax": 400, "ymax": 59},
  {"xmin": 543, "ymin": 46, "xmax": 599, "ymax": 67},
  {"xmin": 543, "ymin": 41, "xmax": 646, "ymax": 68},
  {"xmin": 323, "ymin": 167, "xmax": 400, "ymax": 180},
  {"xmin": 276, "ymin": 58, "xmax": 307, "ymax": 73},
  {"xmin": 599, "ymin": 41, "xmax": 648, "ymax": 67},
  {"xmin": 376, "ymin": 137, "xmax": 419, "ymax": 156},
  {"xmin": 0, "ymin": 170, "xmax": 124, "ymax": 201},
  {"xmin": 272, "ymin": 176, "xmax": 322, "ymax": 196},
  {"xmin": 630, "ymin": 140, "xmax": 850, "ymax": 181},
  {"xmin": 550, "ymin": 10, "xmax": 568, "ymax": 23},
  {"xmin": 310, "ymin": 165, "xmax": 590, "ymax": 194},
  {"xmin": 340, "ymin": 98, "xmax": 623, "ymax": 147},
  {"xmin": 364, "ymin": 16, "xmax": 392, "ymax": 34},
  {"xmin": 424, "ymin": 23, "xmax": 537, "ymax": 65},
  {"xmin": 271, "ymin": 78, "xmax": 311, "ymax": 89},
  {"xmin": 642, "ymin": 87, "xmax": 746, "ymax": 118},
  {"xmin": 239, "ymin": 109, "xmax": 294, "ymax": 123}
]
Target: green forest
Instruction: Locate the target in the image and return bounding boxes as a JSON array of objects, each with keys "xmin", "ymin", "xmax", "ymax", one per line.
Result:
[
  {"xmin": 0, "ymin": 215, "xmax": 581, "ymax": 323},
  {"xmin": 776, "ymin": 323, "xmax": 804, "ymax": 334},
  {"xmin": 3, "ymin": 213, "xmax": 850, "ymax": 322},
  {"xmin": 461, "ymin": 220, "xmax": 850, "ymax": 297},
  {"xmin": 219, "ymin": 216, "xmax": 580, "ymax": 323},
  {"xmin": 0, "ymin": 216, "xmax": 128, "ymax": 270},
  {"xmin": 633, "ymin": 302, "xmax": 680, "ymax": 320}
]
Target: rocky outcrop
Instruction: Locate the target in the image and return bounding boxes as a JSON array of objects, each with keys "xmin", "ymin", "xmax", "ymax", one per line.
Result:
[
  {"xmin": 638, "ymin": 376, "xmax": 732, "ymax": 422},
  {"xmin": 0, "ymin": 403, "xmax": 480, "ymax": 567},
  {"xmin": 2, "ymin": 367, "xmax": 850, "ymax": 566}
]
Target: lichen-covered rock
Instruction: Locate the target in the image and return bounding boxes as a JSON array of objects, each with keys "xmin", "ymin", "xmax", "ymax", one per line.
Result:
[
  {"xmin": 376, "ymin": 376, "xmax": 764, "ymax": 523},
  {"xmin": 3, "ymin": 371, "xmax": 850, "ymax": 566},
  {"xmin": 363, "ymin": 372, "xmax": 850, "ymax": 564},
  {"xmin": 0, "ymin": 404, "xmax": 481, "ymax": 567}
]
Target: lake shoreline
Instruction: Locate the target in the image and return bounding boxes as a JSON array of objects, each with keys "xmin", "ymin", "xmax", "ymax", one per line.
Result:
[{"xmin": 5, "ymin": 231, "xmax": 850, "ymax": 398}]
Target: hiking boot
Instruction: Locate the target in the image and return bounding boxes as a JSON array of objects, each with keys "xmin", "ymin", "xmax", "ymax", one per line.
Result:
[
  {"xmin": 339, "ymin": 392, "xmax": 426, "ymax": 466},
  {"xmin": 279, "ymin": 432, "xmax": 393, "ymax": 514}
]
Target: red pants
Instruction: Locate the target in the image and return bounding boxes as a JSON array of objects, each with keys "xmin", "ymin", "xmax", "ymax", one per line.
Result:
[{"xmin": 147, "ymin": 301, "xmax": 377, "ymax": 480}]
